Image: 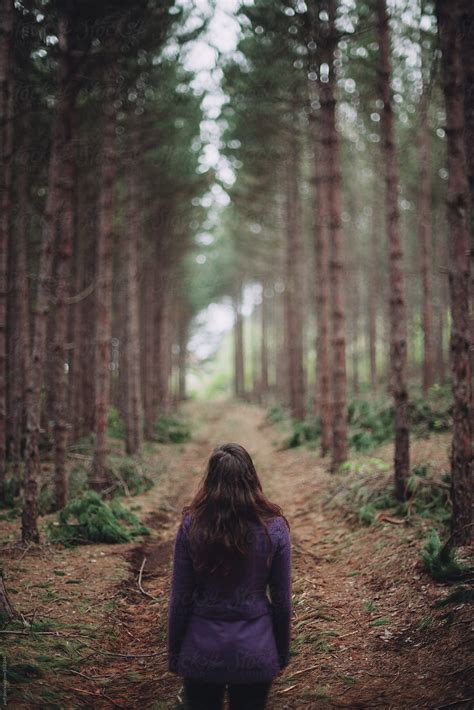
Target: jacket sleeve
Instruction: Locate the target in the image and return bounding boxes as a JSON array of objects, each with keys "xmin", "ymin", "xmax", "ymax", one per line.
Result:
[
  {"xmin": 167, "ymin": 518, "xmax": 196, "ymax": 673},
  {"xmin": 268, "ymin": 517, "xmax": 292, "ymax": 669}
]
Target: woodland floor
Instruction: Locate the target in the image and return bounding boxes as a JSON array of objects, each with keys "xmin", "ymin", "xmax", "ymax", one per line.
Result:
[{"xmin": 1, "ymin": 401, "xmax": 473, "ymax": 709}]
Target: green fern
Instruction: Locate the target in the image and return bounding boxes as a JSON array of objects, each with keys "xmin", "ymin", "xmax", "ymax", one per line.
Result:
[{"xmin": 421, "ymin": 530, "xmax": 467, "ymax": 582}]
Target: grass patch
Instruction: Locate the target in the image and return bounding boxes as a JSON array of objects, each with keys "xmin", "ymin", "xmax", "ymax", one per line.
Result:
[
  {"xmin": 368, "ymin": 617, "xmax": 390, "ymax": 627},
  {"xmin": 416, "ymin": 614, "xmax": 432, "ymax": 630}
]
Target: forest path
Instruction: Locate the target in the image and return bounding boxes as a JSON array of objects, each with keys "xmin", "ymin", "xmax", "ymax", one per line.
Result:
[
  {"xmin": 94, "ymin": 400, "xmax": 469, "ymax": 709},
  {"xmin": 6, "ymin": 401, "xmax": 469, "ymax": 708}
]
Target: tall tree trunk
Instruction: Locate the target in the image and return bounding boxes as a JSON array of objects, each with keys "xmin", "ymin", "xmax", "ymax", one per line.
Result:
[
  {"xmin": 22, "ymin": 88, "xmax": 67, "ymax": 542},
  {"xmin": 234, "ymin": 285, "xmax": 244, "ymax": 399},
  {"xmin": 53, "ymin": 35, "xmax": 77, "ymax": 508},
  {"xmin": 68, "ymin": 204, "xmax": 86, "ymax": 443},
  {"xmin": 312, "ymin": 106, "xmax": 332, "ymax": 454},
  {"xmin": 177, "ymin": 304, "xmax": 187, "ymax": 403},
  {"xmin": 0, "ymin": 574, "xmax": 16, "ymax": 625},
  {"xmin": 350, "ymin": 261, "xmax": 360, "ymax": 398},
  {"xmin": 459, "ymin": 0, "xmax": 474, "ymax": 392},
  {"xmin": 90, "ymin": 69, "xmax": 119, "ymax": 490},
  {"xmin": 0, "ymin": 0, "xmax": 14, "ymax": 497},
  {"xmin": 9, "ymin": 136, "xmax": 31, "ymax": 486},
  {"xmin": 260, "ymin": 282, "xmax": 269, "ymax": 403},
  {"xmin": 322, "ymin": 0, "xmax": 348, "ymax": 471},
  {"xmin": 368, "ymin": 180, "xmax": 380, "ymax": 393},
  {"xmin": 434, "ymin": 210, "xmax": 449, "ymax": 384},
  {"xmin": 142, "ymin": 253, "xmax": 156, "ymax": 439},
  {"xmin": 123, "ymin": 140, "xmax": 143, "ymax": 455},
  {"xmin": 418, "ymin": 88, "xmax": 436, "ymax": 394},
  {"xmin": 435, "ymin": 0, "xmax": 472, "ymax": 546},
  {"xmin": 376, "ymin": 0, "xmax": 410, "ymax": 501},
  {"xmin": 284, "ymin": 133, "xmax": 306, "ymax": 421}
]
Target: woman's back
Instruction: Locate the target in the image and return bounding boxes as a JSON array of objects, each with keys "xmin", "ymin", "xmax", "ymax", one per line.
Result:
[{"xmin": 167, "ymin": 443, "xmax": 292, "ymax": 704}]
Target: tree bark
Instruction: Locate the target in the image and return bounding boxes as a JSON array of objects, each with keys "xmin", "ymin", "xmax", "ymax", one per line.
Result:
[
  {"xmin": 9, "ymin": 135, "xmax": 31, "ymax": 486},
  {"xmin": 284, "ymin": 132, "xmax": 306, "ymax": 421},
  {"xmin": 123, "ymin": 137, "xmax": 143, "ymax": 455},
  {"xmin": 0, "ymin": 574, "xmax": 16, "ymax": 626},
  {"xmin": 435, "ymin": 0, "xmax": 472, "ymax": 546},
  {"xmin": 459, "ymin": 0, "xmax": 474, "ymax": 393},
  {"xmin": 0, "ymin": 0, "xmax": 14, "ymax": 496},
  {"xmin": 142, "ymin": 253, "xmax": 156, "ymax": 439},
  {"xmin": 90, "ymin": 69, "xmax": 119, "ymax": 490},
  {"xmin": 311, "ymin": 105, "xmax": 332, "ymax": 455},
  {"xmin": 52, "ymin": 27, "xmax": 78, "ymax": 508},
  {"xmin": 22, "ymin": 94, "xmax": 66, "ymax": 541},
  {"xmin": 368, "ymin": 178, "xmax": 380, "ymax": 394},
  {"xmin": 322, "ymin": 0, "xmax": 348, "ymax": 471},
  {"xmin": 177, "ymin": 303, "xmax": 188, "ymax": 403},
  {"xmin": 418, "ymin": 87, "xmax": 436, "ymax": 394},
  {"xmin": 234, "ymin": 285, "xmax": 245, "ymax": 399},
  {"xmin": 260, "ymin": 282, "xmax": 269, "ymax": 402},
  {"xmin": 376, "ymin": 0, "xmax": 410, "ymax": 501}
]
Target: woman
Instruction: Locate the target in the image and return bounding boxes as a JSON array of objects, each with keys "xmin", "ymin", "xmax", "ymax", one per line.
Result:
[{"xmin": 167, "ymin": 442, "xmax": 292, "ymax": 710}]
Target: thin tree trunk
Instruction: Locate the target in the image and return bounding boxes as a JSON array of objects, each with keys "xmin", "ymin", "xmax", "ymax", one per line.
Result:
[
  {"xmin": 142, "ymin": 254, "xmax": 156, "ymax": 439},
  {"xmin": 22, "ymin": 91, "xmax": 66, "ymax": 542},
  {"xmin": 123, "ymin": 140, "xmax": 143, "ymax": 455},
  {"xmin": 234, "ymin": 285, "xmax": 244, "ymax": 399},
  {"xmin": 435, "ymin": 0, "xmax": 472, "ymax": 546},
  {"xmin": 351, "ymin": 260, "xmax": 360, "ymax": 398},
  {"xmin": 459, "ymin": 0, "xmax": 474, "ymax": 391},
  {"xmin": 434, "ymin": 210, "xmax": 449, "ymax": 384},
  {"xmin": 90, "ymin": 69, "xmax": 119, "ymax": 490},
  {"xmin": 418, "ymin": 88, "xmax": 436, "ymax": 394},
  {"xmin": 284, "ymin": 133, "xmax": 306, "ymax": 421},
  {"xmin": 177, "ymin": 304, "xmax": 187, "ymax": 402},
  {"xmin": 323, "ymin": 0, "xmax": 348, "ymax": 471},
  {"xmin": 260, "ymin": 282, "xmax": 269, "ymax": 402},
  {"xmin": 312, "ymin": 106, "xmax": 332, "ymax": 454},
  {"xmin": 376, "ymin": 0, "xmax": 410, "ymax": 501},
  {"xmin": 0, "ymin": 0, "xmax": 14, "ymax": 496},
  {"xmin": 158, "ymin": 288, "xmax": 172, "ymax": 415},
  {"xmin": 0, "ymin": 574, "xmax": 16, "ymax": 625},
  {"xmin": 68, "ymin": 201, "xmax": 86, "ymax": 443},
  {"xmin": 368, "ymin": 182, "xmax": 380, "ymax": 393},
  {"xmin": 53, "ymin": 37, "xmax": 77, "ymax": 508},
  {"xmin": 9, "ymin": 137, "xmax": 31, "ymax": 485}
]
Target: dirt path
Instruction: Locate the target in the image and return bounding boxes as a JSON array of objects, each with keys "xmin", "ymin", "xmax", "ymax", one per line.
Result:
[{"xmin": 3, "ymin": 401, "xmax": 472, "ymax": 708}]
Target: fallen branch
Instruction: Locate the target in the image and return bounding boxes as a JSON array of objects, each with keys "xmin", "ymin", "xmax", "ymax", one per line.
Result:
[
  {"xmin": 287, "ymin": 664, "xmax": 318, "ymax": 678},
  {"xmin": 138, "ymin": 558, "xmax": 160, "ymax": 601},
  {"xmin": 66, "ymin": 669, "xmax": 117, "ymax": 681},
  {"xmin": 277, "ymin": 684, "xmax": 297, "ymax": 694},
  {"xmin": 376, "ymin": 514, "xmax": 405, "ymax": 525}
]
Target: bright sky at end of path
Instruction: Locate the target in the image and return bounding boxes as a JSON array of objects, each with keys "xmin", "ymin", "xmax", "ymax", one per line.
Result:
[{"xmin": 179, "ymin": 0, "xmax": 242, "ymax": 367}]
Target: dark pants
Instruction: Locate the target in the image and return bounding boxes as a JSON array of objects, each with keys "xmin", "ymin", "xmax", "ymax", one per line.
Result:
[{"xmin": 183, "ymin": 678, "xmax": 272, "ymax": 710}]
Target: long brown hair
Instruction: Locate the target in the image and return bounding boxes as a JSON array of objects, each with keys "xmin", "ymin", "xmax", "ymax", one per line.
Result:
[{"xmin": 181, "ymin": 442, "xmax": 289, "ymax": 577}]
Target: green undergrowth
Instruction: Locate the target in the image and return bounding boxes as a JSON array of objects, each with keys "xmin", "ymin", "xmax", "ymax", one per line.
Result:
[
  {"xmin": 433, "ymin": 585, "xmax": 474, "ymax": 608},
  {"xmin": 421, "ymin": 530, "xmax": 469, "ymax": 582},
  {"xmin": 47, "ymin": 491, "xmax": 150, "ymax": 546},
  {"xmin": 0, "ymin": 616, "xmax": 107, "ymax": 707},
  {"xmin": 326, "ymin": 461, "xmax": 452, "ymax": 529},
  {"xmin": 155, "ymin": 415, "xmax": 191, "ymax": 443},
  {"xmin": 271, "ymin": 385, "xmax": 452, "ymax": 453},
  {"xmin": 109, "ymin": 406, "xmax": 192, "ymax": 444}
]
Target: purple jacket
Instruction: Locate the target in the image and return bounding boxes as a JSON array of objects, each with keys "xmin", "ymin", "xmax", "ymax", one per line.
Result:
[{"xmin": 167, "ymin": 513, "xmax": 292, "ymax": 684}]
